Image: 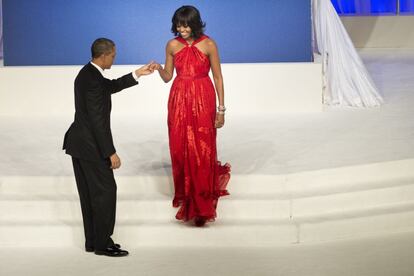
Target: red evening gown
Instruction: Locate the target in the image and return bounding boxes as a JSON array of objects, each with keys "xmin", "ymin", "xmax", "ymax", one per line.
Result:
[{"xmin": 168, "ymin": 35, "xmax": 230, "ymax": 222}]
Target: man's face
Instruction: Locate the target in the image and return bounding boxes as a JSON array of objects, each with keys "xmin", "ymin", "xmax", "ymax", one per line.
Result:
[{"xmin": 103, "ymin": 47, "xmax": 116, "ymax": 69}]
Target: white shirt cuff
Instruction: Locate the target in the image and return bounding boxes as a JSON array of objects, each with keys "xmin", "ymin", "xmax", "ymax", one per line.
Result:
[{"xmin": 132, "ymin": 70, "xmax": 140, "ymax": 81}]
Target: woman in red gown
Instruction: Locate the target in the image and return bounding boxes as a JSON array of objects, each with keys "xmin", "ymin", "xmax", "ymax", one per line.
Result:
[{"xmin": 153, "ymin": 5, "xmax": 230, "ymax": 226}]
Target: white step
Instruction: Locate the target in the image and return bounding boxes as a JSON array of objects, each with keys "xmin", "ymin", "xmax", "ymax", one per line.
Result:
[
  {"xmin": 0, "ymin": 197, "xmax": 291, "ymax": 221},
  {"xmin": 299, "ymin": 208, "xmax": 414, "ymax": 243},
  {"xmin": 0, "ymin": 219, "xmax": 298, "ymax": 247},
  {"xmin": 1, "ymin": 158, "xmax": 413, "ymax": 198},
  {"xmin": 2, "ymin": 203, "xmax": 414, "ymax": 247},
  {"xmin": 292, "ymin": 184, "xmax": 414, "ymax": 217},
  {"xmin": 2, "ymin": 182, "xmax": 414, "ymax": 221}
]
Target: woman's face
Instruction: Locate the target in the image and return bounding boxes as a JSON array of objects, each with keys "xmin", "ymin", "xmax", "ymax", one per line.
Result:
[{"xmin": 177, "ymin": 25, "xmax": 192, "ymax": 39}]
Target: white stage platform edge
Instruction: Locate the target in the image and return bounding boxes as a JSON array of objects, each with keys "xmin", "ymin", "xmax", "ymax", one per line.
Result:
[{"xmin": 0, "ymin": 63, "xmax": 322, "ymax": 117}]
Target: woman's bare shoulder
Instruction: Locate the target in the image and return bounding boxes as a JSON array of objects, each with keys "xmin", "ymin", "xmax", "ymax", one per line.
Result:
[
  {"xmin": 168, "ymin": 38, "xmax": 182, "ymax": 47},
  {"xmin": 204, "ymin": 37, "xmax": 218, "ymax": 52},
  {"xmin": 166, "ymin": 38, "xmax": 181, "ymax": 53}
]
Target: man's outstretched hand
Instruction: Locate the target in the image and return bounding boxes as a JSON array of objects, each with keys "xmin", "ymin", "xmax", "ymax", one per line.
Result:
[{"xmin": 135, "ymin": 62, "xmax": 156, "ymax": 77}]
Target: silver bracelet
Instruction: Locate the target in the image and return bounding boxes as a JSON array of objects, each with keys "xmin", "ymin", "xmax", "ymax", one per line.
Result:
[
  {"xmin": 217, "ymin": 105, "xmax": 226, "ymax": 112},
  {"xmin": 217, "ymin": 111, "xmax": 225, "ymax": 115}
]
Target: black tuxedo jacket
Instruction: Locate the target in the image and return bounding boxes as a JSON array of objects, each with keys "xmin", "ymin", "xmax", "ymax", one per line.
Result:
[{"xmin": 63, "ymin": 63, "xmax": 138, "ymax": 162}]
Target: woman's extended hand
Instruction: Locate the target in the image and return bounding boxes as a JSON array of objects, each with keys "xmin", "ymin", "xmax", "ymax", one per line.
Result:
[
  {"xmin": 150, "ymin": 62, "xmax": 162, "ymax": 71},
  {"xmin": 135, "ymin": 62, "xmax": 155, "ymax": 77}
]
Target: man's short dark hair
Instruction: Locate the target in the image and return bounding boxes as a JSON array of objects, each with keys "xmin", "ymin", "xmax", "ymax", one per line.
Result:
[{"xmin": 91, "ymin": 38, "xmax": 115, "ymax": 58}]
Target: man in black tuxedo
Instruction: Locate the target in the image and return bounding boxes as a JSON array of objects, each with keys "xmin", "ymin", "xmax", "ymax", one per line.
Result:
[{"xmin": 63, "ymin": 38, "xmax": 153, "ymax": 257}]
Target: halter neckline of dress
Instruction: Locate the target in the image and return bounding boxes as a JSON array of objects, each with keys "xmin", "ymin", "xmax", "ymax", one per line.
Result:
[{"xmin": 175, "ymin": 35, "xmax": 209, "ymax": 46}]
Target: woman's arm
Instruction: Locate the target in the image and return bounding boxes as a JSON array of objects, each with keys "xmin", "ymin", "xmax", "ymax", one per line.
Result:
[
  {"xmin": 155, "ymin": 40, "xmax": 175, "ymax": 83},
  {"xmin": 207, "ymin": 38, "xmax": 225, "ymax": 128}
]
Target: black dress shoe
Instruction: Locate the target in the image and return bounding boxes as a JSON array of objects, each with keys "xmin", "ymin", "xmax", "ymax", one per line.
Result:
[
  {"xmin": 85, "ymin": 243, "xmax": 121, "ymax": 252},
  {"xmin": 94, "ymin": 245, "xmax": 129, "ymax": 257}
]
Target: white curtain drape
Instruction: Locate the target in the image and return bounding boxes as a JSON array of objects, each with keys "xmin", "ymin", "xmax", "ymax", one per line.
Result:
[{"xmin": 312, "ymin": 0, "xmax": 384, "ymax": 107}]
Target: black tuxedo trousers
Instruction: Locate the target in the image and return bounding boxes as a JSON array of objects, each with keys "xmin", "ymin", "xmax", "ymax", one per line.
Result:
[{"xmin": 72, "ymin": 157, "xmax": 116, "ymax": 250}]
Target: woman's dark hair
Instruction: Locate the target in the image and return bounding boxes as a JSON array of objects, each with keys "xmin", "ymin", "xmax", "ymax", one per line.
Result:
[{"xmin": 171, "ymin": 6, "xmax": 206, "ymax": 39}]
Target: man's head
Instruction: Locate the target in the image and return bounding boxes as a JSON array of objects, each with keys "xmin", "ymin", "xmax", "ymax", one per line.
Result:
[{"xmin": 91, "ymin": 38, "xmax": 116, "ymax": 70}]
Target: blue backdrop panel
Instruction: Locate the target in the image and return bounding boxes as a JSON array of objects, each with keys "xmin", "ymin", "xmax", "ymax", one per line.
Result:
[
  {"xmin": 400, "ymin": 0, "xmax": 414, "ymax": 13},
  {"xmin": 3, "ymin": 0, "xmax": 311, "ymax": 65},
  {"xmin": 332, "ymin": 0, "xmax": 397, "ymax": 15}
]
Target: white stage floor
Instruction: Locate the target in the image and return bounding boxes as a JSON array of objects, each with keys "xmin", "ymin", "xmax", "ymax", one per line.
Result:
[{"xmin": 2, "ymin": 231, "xmax": 414, "ymax": 276}]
